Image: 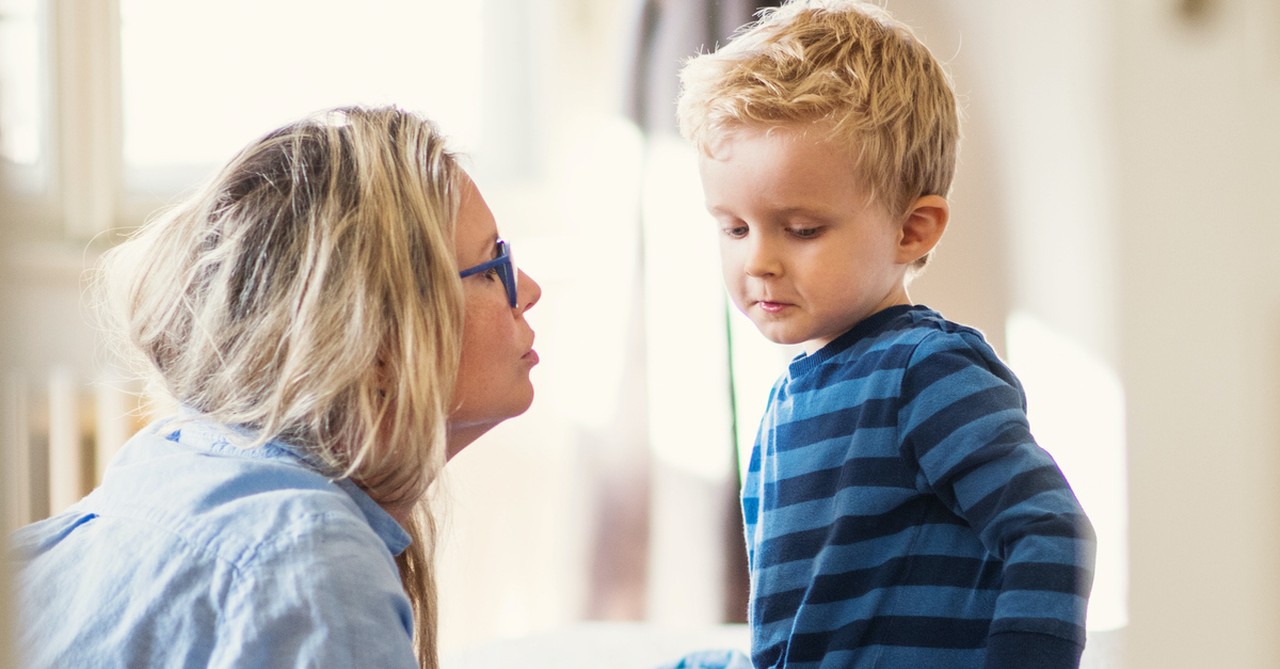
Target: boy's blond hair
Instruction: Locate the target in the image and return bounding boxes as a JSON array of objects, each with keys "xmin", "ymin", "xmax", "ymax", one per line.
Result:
[{"xmin": 677, "ymin": 0, "xmax": 959, "ymax": 241}]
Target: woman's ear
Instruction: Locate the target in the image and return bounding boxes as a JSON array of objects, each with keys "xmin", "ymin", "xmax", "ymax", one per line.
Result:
[{"xmin": 897, "ymin": 195, "xmax": 949, "ymax": 265}]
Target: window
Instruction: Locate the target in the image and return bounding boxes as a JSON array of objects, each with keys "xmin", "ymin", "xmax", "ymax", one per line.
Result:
[
  {"xmin": 0, "ymin": 0, "xmax": 50, "ymax": 221},
  {"xmin": 0, "ymin": 0, "xmax": 40, "ymax": 168},
  {"xmin": 118, "ymin": 0, "xmax": 485, "ymax": 198}
]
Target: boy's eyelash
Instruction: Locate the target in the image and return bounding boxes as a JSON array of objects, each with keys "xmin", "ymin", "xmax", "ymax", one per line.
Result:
[{"xmin": 718, "ymin": 223, "xmax": 823, "ymax": 238}]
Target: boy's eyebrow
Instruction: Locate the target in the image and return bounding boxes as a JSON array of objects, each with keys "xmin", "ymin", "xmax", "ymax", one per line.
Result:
[
  {"xmin": 709, "ymin": 207, "xmax": 837, "ymax": 222},
  {"xmin": 775, "ymin": 205, "xmax": 834, "ymax": 218},
  {"xmin": 705, "ymin": 203, "xmax": 832, "ymax": 217}
]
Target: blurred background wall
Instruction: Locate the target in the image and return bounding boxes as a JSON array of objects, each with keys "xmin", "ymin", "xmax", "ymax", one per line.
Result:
[
  {"xmin": 2, "ymin": 1, "xmax": 1278, "ymax": 667},
  {"xmin": 898, "ymin": 2, "xmax": 1280, "ymax": 666}
]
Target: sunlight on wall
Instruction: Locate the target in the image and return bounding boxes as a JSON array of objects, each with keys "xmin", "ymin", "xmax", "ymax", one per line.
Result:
[
  {"xmin": 638, "ymin": 135, "xmax": 740, "ymax": 628},
  {"xmin": 1006, "ymin": 311, "xmax": 1128, "ymax": 632},
  {"xmin": 641, "ymin": 136, "xmax": 734, "ymax": 482},
  {"xmin": 525, "ymin": 117, "xmax": 645, "ymax": 434}
]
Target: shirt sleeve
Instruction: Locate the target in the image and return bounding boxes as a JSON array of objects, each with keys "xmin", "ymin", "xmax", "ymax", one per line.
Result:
[
  {"xmin": 209, "ymin": 518, "xmax": 419, "ymax": 669},
  {"xmin": 898, "ymin": 330, "xmax": 1096, "ymax": 668}
]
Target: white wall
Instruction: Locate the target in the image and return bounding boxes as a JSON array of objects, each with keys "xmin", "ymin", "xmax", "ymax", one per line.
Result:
[
  {"xmin": 898, "ymin": 1, "xmax": 1280, "ymax": 666},
  {"xmin": 1116, "ymin": 1, "xmax": 1280, "ymax": 667}
]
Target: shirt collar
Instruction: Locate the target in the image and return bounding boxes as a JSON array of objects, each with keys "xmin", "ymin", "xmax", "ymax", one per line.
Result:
[
  {"xmin": 787, "ymin": 304, "xmax": 920, "ymax": 377},
  {"xmin": 166, "ymin": 410, "xmax": 412, "ymax": 557},
  {"xmin": 333, "ymin": 477, "xmax": 412, "ymax": 556}
]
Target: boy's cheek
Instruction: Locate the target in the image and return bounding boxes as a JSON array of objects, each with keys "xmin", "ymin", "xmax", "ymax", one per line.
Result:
[
  {"xmin": 718, "ymin": 259, "xmax": 745, "ymax": 288},
  {"xmin": 717, "ymin": 275, "xmax": 749, "ymax": 311},
  {"xmin": 717, "ymin": 249, "xmax": 741, "ymax": 278}
]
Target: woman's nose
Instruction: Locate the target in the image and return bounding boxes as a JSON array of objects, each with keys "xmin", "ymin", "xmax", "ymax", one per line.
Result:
[{"xmin": 516, "ymin": 269, "xmax": 541, "ymax": 312}]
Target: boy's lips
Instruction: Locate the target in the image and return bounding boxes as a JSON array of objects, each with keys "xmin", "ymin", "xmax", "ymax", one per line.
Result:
[{"xmin": 755, "ymin": 300, "xmax": 792, "ymax": 314}]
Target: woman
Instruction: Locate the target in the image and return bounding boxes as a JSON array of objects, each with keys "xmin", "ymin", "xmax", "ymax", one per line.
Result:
[{"xmin": 10, "ymin": 106, "xmax": 541, "ymax": 668}]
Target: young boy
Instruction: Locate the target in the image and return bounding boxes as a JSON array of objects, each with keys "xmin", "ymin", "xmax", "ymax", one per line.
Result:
[{"xmin": 675, "ymin": 2, "xmax": 1095, "ymax": 668}]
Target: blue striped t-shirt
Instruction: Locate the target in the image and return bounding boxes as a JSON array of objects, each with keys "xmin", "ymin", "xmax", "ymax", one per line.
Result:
[{"xmin": 742, "ymin": 305, "xmax": 1095, "ymax": 669}]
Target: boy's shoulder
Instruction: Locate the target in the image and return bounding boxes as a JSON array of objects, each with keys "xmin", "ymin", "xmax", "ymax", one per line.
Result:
[
  {"xmin": 775, "ymin": 305, "xmax": 1010, "ymax": 410},
  {"xmin": 882, "ymin": 305, "xmax": 1004, "ymax": 369},
  {"xmin": 876, "ymin": 307, "xmax": 1022, "ymax": 399},
  {"xmin": 790, "ymin": 305, "xmax": 1003, "ymax": 386},
  {"xmin": 898, "ymin": 304, "xmax": 985, "ymax": 338},
  {"xmin": 833, "ymin": 305, "xmax": 991, "ymax": 361},
  {"xmin": 778, "ymin": 306, "xmax": 1004, "ymax": 396}
]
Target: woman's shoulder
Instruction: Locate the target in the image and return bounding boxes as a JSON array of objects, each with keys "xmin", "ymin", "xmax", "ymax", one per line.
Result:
[
  {"xmin": 80, "ymin": 419, "xmax": 401, "ymax": 572},
  {"xmin": 11, "ymin": 420, "xmax": 414, "ymax": 669}
]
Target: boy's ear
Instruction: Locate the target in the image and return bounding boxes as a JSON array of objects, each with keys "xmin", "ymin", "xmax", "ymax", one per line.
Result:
[{"xmin": 896, "ymin": 195, "xmax": 949, "ymax": 265}]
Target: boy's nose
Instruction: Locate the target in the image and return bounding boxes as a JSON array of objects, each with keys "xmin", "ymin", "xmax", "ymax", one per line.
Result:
[{"xmin": 743, "ymin": 238, "xmax": 781, "ymax": 277}]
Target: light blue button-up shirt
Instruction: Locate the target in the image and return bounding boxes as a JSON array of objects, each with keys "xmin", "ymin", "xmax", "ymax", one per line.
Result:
[{"xmin": 10, "ymin": 417, "xmax": 419, "ymax": 668}]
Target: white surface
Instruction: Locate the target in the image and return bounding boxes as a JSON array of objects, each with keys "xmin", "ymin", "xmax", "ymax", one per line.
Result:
[
  {"xmin": 443, "ymin": 622, "xmax": 1124, "ymax": 668},
  {"xmin": 443, "ymin": 622, "xmax": 749, "ymax": 669}
]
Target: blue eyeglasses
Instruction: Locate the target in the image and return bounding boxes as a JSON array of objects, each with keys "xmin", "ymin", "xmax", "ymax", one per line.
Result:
[{"xmin": 458, "ymin": 239, "xmax": 518, "ymax": 308}]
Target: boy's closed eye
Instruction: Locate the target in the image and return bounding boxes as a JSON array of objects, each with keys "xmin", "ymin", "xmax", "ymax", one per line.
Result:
[
  {"xmin": 787, "ymin": 225, "xmax": 822, "ymax": 239},
  {"xmin": 718, "ymin": 222, "xmax": 825, "ymax": 239}
]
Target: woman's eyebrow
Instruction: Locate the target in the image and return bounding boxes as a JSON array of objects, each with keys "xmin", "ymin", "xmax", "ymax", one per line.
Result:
[
  {"xmin": 466, "ymin": 234, "xmax": 500, "ymax": 263},
  {"xmin": 485, "ymin": 235, "xmax": 502, "ymax": 258}
]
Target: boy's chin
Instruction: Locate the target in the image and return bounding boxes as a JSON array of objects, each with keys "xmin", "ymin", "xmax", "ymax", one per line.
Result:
[
  {"xmin": 752, "ymin": 326, "xmax": 830, "ymax": 354},
  {"xmin": 752, "ymin": 326, "xmax": 808, "ymax": 348}
]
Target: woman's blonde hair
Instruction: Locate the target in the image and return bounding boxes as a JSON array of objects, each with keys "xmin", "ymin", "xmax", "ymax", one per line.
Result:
[
  {"xmin": 677, "ymin": 0, "xmax": 960, "ymax": 265},
  {"xmin": 97, "ymin": 105, "xmax": 462, "ymax": 668}
]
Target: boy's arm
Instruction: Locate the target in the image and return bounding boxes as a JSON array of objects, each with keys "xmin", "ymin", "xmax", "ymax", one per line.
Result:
[
  {"xmin": 899, "ymin": 331, "xmax": 1096, "ymax": 669},
  {"xmin": 984, "ymin": 631, "xmax": 1088, "ymax": 669}
]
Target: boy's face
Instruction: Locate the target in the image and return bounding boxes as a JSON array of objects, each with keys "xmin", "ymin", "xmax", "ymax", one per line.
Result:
[{"xmin": 699, "ymin": 126, "xmax": 912, "ymax": 354}]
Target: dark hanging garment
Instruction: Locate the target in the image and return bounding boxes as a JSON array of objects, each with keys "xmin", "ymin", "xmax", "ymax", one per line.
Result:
[{"xmin": 622, "ymin": 0, "xmax": 783, "ymax": 135}]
